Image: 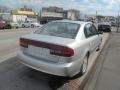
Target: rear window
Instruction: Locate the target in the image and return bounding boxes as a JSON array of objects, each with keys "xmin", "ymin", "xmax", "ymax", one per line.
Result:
[{"xmin": 35, "ymin": 22, "xmax": 80, "ymax": 39}]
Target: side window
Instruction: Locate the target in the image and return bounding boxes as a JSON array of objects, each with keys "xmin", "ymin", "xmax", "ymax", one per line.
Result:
[
  {"xmin": 84, "ymin": 24, "xmax": 94, "ymax": 38},
  {"xmin": 91, "ymin": 24, "xmax": 98, "ymax": 35}
]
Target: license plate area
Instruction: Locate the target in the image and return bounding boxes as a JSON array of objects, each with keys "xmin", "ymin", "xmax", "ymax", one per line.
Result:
[{"xmin": 26, "ymin": 45, "xmax": 59, "ymax": 62}]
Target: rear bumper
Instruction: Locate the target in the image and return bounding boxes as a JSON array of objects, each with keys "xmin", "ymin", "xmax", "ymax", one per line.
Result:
[
  {"xmin": 98, "ymin": 27, "xmax": 111, "ymax": 32},
  {"xmin": 17, "ymin": 51, "xmax": 82, "ymax": 77}
]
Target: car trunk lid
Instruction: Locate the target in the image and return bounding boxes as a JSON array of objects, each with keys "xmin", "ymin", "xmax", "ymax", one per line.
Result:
[{"xmin": 20, "ymin": 34, "xmax": 75, "ymax": 63}]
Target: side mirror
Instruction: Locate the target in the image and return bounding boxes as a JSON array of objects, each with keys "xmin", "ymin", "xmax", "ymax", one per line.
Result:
[{"xmin": 97, "ymin": 31, "xmax": 103, "ymax": 34}]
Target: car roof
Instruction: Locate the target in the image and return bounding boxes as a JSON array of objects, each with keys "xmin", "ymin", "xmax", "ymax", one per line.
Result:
[{"xmin": 51, "ymin": 20, "xmax": 91, "ymax": 25}]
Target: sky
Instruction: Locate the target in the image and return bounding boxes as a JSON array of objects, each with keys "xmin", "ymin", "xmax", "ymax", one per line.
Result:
[{"xmin": 0, "ymin": 0, "xmax": 120, "ymax": 16}]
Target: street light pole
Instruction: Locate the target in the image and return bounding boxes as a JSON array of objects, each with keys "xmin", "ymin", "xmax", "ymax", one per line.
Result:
[{"xmin": 96, "ymin": 10, "xmax": 98, "ymax": 23}]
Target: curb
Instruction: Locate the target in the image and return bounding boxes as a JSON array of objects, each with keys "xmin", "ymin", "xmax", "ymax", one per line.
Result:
[
  {"xmin": 58, "ymin": 33, "xmax": 110, "ymax": 90},
  {"xmin": 78, "ymin": 33, "xmax": 110, "ymax": 90}
]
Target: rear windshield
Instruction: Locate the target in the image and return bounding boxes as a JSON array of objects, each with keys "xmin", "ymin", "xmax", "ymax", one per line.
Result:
[{"xmin": 35, "ymin": 22, "xmax": 80, "ymax": 39}]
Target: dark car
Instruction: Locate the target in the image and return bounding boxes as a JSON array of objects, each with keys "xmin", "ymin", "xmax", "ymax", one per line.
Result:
[
  {"xmin": 98, "ymin": 22, "xmax": 111, "ymax": 32},
  {"xmin": 0, "ymin": 20, "xmax": 11, "ymax": 29}
]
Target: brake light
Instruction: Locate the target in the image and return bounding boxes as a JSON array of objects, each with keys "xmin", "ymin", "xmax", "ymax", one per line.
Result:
[
  {"xmin": 20, "ymin": 38, "xmax": 28, "ymax": 48},
  {"xmin": 50, "ymin": 46, "xmax": 74, "ymax": 57}
]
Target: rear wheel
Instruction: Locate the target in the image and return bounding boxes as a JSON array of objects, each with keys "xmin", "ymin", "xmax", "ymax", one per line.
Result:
[
  {"xmin": 6, "ymin": 25, "xmax": 11, "ymax": 29},
  {"xmin": 109, "ymin": 29, "xmax": 111, "ymax": 32},
  {"xmin": 80, "ymin": 55, "xmax": 88, "ymax": 75},
  {"xmin": 69, "ymin": 54, "xmax": 89, "ymax": 80},
  {"xmin": 96, "ymin": 44, "xmax": 101, "ymax": 51},
  {"xmin": 22, "ymin": 24, "xmax": 25, "ymax": 28},
  {"xmin": 31, "ymin": 24, "xmax": 34, "ymax": 28},
  {"xmin": 16, "ymin": 26, "xmax": 19, "ymax": 29}
]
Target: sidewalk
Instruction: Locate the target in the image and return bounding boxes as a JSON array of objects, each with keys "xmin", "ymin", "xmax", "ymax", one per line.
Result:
[{"xmin": 84, "ymin": 32, "xmax": 120, "ymax": 90}]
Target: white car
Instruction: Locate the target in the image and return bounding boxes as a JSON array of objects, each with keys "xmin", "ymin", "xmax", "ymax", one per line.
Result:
[
  {"xmin": 17, "ymin": 20, "xmax": 102, "ymax": 78},
  {"xmin": 31, "ymin": 22, "xmax": 42, "ymax": 28},
  {"xmin": 10, "ymin": 22, "xmax": 20, "ymax": 29},
  {"xmin": 21, "ymin": 21, "xmax": 41, "ymax": 28}
]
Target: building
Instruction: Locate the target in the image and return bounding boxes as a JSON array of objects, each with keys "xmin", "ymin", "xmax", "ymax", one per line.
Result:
[
  {"xmin": 40, "ymin": 6, "xmax": 64, "ymax": 24},
  {"xmin": 39, "ymin": 7, "xmax": 80, "ymax": 24},
  {"xmin": 0, "ymin": 13, "xmax": 12, "ymax": 22},
  {"xmin": 11, "ymin": 6, "xmax": 38, "ymax": 23},
  {"xmin": 67, "ymin": 9, "xmax": 80, "ymax": 20},
  {"xmin": 42, "ymin": 6, "xmax": 63, "ymax": 13}
]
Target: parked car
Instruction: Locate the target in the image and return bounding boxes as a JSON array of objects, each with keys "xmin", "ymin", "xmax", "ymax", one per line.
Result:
[
  {"xmin": 10, "ymin": 22, "xmax": 20, "ymax": 29},
  {"xmin": 21, "ymin": 21, "xmax": 41, "ymax": 28},
  {"xmin": 98, "ymin": 22, "xmax": 111, "ymax": 32},
  {"xmin": 21, "ymin": 21, "xmax": 31, "ymax": 28},
  {"xmin": 17, "ymin": 20, "xmax": 102, "ymax": 78},
  {"xmin": 0, "ymin": 20, "xmax": 11, "ymax": 29},
  {"xmin": 31, "ymin": 22, "xmax": 42, "ymax": 28}
]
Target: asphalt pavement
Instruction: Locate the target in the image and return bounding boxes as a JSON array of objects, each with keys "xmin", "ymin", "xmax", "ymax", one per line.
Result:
[
  {"xmin": 0, "ymin": 28, "xmax": 70, "ymax": 90},
  {"xmin": 0, "ymin": 28, "xmax": 34, "ymax": 63},
  {"xmin": 0, "ymin": 28, "xmax": 113, "ymax": 90},
  {"xmin": 84, "ymin": 31, "xmax": 120, "ymax": 90}
]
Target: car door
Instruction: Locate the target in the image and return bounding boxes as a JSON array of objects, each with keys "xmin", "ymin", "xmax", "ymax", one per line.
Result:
[
  {"xmin": 90, "ymin": 24, "xmax": 100, "ymax": 48},
  {"xmin": 91, "ymin": 24, "xmax": 101, "ymax": 49},
  {"xmin": 84, "ymin": 23, "xmax": 98, "ymax": 52}
]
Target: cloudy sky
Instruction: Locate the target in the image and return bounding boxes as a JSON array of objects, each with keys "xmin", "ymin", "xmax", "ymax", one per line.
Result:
[{"xmin": 0, "ymin": 0, "xmax": 120, "ymax": 16}]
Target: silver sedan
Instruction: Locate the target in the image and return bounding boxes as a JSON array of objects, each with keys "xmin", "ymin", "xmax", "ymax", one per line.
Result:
[{"xmin": 17, "ymin": 20, "xmax": 102, "ymax": 77}]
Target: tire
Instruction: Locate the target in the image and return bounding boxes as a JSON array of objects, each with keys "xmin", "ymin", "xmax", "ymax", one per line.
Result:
[
  {"xmin": 31, "ymin": 24, "xmax": 34, "ymax": 28},
  {"xmin": 22, "ymin": 24, "xmax": 25, "ymax": 28},
  {"xmin": 96, "ymin": 43, "xmax": 101, "ymax": 51},
  {"xmin": 69, "ymin": 54, "xmax": 89, "ymax": 80},
  {"xmin": 80, "ymin": 55, "xmax": 88, "ymax": 75},
  {"xmin": 6, "ymin": 25, "xmax": 11, "ymax": 29},
  {"xmin": 109, "ymin": 29, "xmax": 111, "ymax": 32}
]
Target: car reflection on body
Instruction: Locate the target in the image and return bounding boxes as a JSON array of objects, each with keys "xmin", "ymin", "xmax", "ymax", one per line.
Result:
[{"xmin": 17, "ymin": 20, "xmax": 102, "ymax": 78}]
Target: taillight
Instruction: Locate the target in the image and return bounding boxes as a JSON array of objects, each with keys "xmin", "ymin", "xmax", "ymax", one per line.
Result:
[
  {"xmin": 50, "ymin": 46, "xmax": 74, "ymax": 57},
  {"xmin": 20, "ymin": 38, "xmax": 28, "ymax": 48}
]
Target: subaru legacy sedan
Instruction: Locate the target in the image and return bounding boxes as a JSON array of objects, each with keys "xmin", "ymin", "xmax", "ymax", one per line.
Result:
[{"xmin": 17, "ymin": 20, "xmax": 102, "ymax": 77}]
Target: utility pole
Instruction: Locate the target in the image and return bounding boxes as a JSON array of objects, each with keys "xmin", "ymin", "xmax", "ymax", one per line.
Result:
[
  {"xmin": 116, "ymin": 6, "xmax": 120, "ymax": 32},
  {"xmin": 117, "ymin": 10, "xmax": 120, "ymax": 32},
  {"xmin": 96, "ymin": 10, "xmax": 97, "ymax": 22},
  {"xmin": 39, "ymin": 9, "xmax": 41, "ymax": 24}
]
